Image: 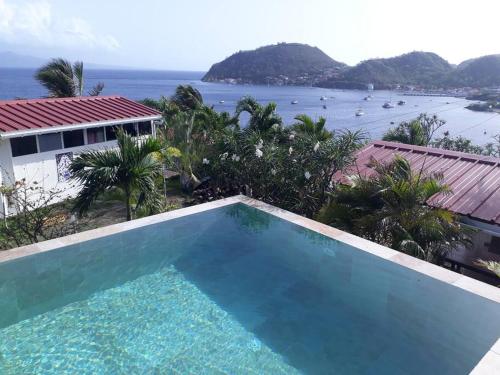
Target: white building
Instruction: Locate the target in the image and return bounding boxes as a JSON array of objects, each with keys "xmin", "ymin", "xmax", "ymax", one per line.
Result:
[{"xmin": 0, "ymin": 96, "xmax": 162, "ymax": 216}]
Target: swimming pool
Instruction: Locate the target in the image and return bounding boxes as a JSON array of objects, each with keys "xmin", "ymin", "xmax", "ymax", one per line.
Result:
[{"xmin": 0, "ymin": 196, "xmax": 499, "ymax": 374}]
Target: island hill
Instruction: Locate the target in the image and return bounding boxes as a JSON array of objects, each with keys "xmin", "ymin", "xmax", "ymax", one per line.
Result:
[{"xmin": 202, "ymin": 43, "xmax": 500, "ymax": 90}]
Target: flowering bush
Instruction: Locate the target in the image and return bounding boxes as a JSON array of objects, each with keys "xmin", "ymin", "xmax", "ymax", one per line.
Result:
[{"xmin": 202, "ymin": 126, "xmax": 364, "ymax": 217}]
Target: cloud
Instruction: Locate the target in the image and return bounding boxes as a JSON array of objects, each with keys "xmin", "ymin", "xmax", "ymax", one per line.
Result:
[{"xmin": 0, "ymin": 0, "xmax": 120, "ymax": 51}]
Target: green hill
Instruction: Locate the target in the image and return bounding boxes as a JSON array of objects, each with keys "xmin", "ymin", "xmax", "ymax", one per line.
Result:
[
  {"xmin": 447, "ymin": 55, "xmax": 500, "ymax": 87},
  {"xmin": 319, "ymin": 52, "xmax": 454, "ymax": 89},
  {"xmin": 202, "ymin": 43, "xmax": 346, "ymax": 85}
]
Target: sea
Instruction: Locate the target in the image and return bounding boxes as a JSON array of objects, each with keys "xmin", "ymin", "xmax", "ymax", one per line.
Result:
[{"xmin": 1, "ymin": 68, "xmax": 499, "ymax": 143}]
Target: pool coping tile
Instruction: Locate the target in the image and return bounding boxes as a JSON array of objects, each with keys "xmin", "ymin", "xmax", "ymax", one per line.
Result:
[{"xmin": 1, "ymin": 194, "xmax": 499, "ymax": 371}]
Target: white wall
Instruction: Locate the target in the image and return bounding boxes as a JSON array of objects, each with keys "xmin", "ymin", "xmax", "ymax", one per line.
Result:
[
  {"xmin": 0, "ymin": 138, "xmax": 15, "ymax": 217},
  {"xmin": 10, "ymin": 139, "xmax": 119, "ymax": 204}
]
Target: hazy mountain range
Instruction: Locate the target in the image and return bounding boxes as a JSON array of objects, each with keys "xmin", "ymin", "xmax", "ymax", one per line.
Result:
[
  {"xmin": 0, "ymin": 51, "xmax": 133, "ymax": 70},
  {"xmin": 202, "ymin": 43, "xmax": 500, "ymax": 89}
]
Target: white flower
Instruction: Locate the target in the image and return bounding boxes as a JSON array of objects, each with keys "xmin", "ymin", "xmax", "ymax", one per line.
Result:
[
  {"xmin": 231, "ymin": 154, "xmax": 240, "ymax": 162},
  {"xmin": 220, "ymin": 152, "xmax": 229, "ymax": 160},
  {"xmin": 289, "ymin": 132, "xmax": 295, "ymax": 140},
  {"xmin": 304, "ymin": 171, "xmax": 311, "ymax": 180},
  {"xmin": 255, "ymin": 148, "xmax": 263, "ymax": 158},
  {"xmin": 271, "ymin": 168, "xmax": 277, "ymax": 176},
  {"xmin": 314, "ymin": 142, "xmax": 320, "ymax": 152},
  {"xmin": 202, "ymin": 158, "xmax": 210, "ymax": 165},
  {"xmin": 288, "ymin": 146, "xmax": 293, "ymax": 155},
  {"xmin": 256, "ymin": 139, "xmax": 264, "ymax": 150}
]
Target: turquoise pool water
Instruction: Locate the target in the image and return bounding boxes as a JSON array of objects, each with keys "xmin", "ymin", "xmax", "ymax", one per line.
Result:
[{"xmin": 0, "ymin": 204, "xmax": 499, "ymax": 374}]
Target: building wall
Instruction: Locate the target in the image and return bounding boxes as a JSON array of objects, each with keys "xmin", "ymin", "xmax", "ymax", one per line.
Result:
[
  {"xmin": 10, "ymin": 139, "xmax": 119, "ymax": 209},
  {"xmin": 0, "ymin": 138, "xmax": 14, "ymax": 217}
]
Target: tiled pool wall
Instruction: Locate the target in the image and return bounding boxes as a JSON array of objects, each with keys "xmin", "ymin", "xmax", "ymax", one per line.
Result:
[{"xmin": 0, "ymin": 195, "xmax": 499, "ymax": 373}]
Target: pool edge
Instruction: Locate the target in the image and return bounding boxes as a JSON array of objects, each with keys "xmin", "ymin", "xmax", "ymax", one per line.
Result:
[{"xmin": 1, "ymin": 194, "xmax": 499, "ymax": 373}]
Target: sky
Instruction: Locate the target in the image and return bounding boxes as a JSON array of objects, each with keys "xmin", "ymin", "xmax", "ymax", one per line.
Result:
[{"xmin": 0, "ymin": 0, "xmax": 499, "ymax": 71}]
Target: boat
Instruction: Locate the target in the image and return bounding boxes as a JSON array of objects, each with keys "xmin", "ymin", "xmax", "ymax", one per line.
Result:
[
  {"xmin": 320, "ymin": 96, "xmax": 327, "ymax": 101},
  {"xmin": 355, "ymin": 109, "xmax": 364, "ymax": 116},
  {"xmin": 397, "ymin": 100, "xmax": 406, "ymax": 106},
  {"xmin": 382, "ymin": 102, "xmax": 395, "ymax": 109},
  {"xmin": 291, "ymin": 100, "xmax": 299, "ymax": 105},
  {"xmin": 322, "ymin": 105, "xmax": 327, "ymax": 109},
  {"xmin": 219, "ymin": 100, "xmax": 225, "ymax": 104}
]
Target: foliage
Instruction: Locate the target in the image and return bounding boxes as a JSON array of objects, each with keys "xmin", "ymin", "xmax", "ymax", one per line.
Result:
[
  {"xmin": 382, "ymin": 113, "xmax": 446, "ymax": 146},
  {"xmin": 475, "ymin": 260, "xmax": 500, "ymax": 279},
  {"xmin": 70, "ymin": 129, "xmax": 163, "ymax": 221},
  {"xmin": 0, "ymin": 179, "xmax": 77, "ymax": 249},
  {"xmin": 156, "ymin": 86, "xmax": 239, "ymax": 192},
  {"xmin": 202, "ymin": 121, "xmax": 364, "ymax": 217},
  {"xmin": 316, "ymin": 156, "xmax": 471, "ymax": 263},
  {"xmin": 235, "ymin": 96, "xmax": 282, "ymax": 133},
  {"xmin": 325, "ymin": 51, "xmax": 453, "ymax": 89},
  {"xmin": 431, "ymin": 132, "xmax": 500, "ymax": 157},
  {"xmin": 35, "ymin": 58, "xmax": 104, "ymax": 98},
  {"xmin": 292, "ymin": 114, "xmax": 332, "ymax": 142},
  {"xmin": 202, "ymin": 42, "xmax": 345, "ymax": 85}
]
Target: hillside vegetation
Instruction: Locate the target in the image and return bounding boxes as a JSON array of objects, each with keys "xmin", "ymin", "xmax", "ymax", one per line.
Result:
[
  {"xmin": 202, "ymin": 43, "xmax": 346, "ymax": 85},
  {"xmin": 203, "ymin": 44, "xmax": 500, "ymax": 89}
]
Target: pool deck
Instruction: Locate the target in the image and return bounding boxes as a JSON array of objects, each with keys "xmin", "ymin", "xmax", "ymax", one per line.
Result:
[{"xmin": 1, "ymin": 195, "xmax": 499, "ymax": 373}]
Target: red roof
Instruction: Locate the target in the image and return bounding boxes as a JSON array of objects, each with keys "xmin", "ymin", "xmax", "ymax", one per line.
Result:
[
  {"xmin": 335, "ymin": 140, "xmax": 500, "ymax": 226},
  {"xmin": 0, "ymin": 96, "xmax": 161, "ymax": 134}
]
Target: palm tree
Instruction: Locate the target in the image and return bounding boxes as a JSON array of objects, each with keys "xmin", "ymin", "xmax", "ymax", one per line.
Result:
[
  {"xmin": 171, "ymin": 85, "xmax": 204, "ymax": 111},
  {"xmin": 317, "ymin": 156, "xmax": 471, "ymax": 263},
  {"xmin": 70, "ymin": 130, "xmax": 163, "ymax": 221},
  {"xmin": 292, "ymin": 114, "xmax": 332, "ymax": 141},
  {"xmin": 235, "ymin": 96, "xmax": 282, "ymax": 133},
  {"xmin": 382, "ymin": 113, "xmax": 446, "ymax": 146},
  {"xmin": 35, "ymin": 58, "xmax": 104, "ymax": 98}
]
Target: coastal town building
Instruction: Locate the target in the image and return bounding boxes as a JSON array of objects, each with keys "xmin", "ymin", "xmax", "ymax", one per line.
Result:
[
  {"xmin": 0, "ymin": 96, "xmax": 162, "ymax": 217},
  {"xmin": 335, "ymin": 140, "xmax": 500, "ymax": 282}
]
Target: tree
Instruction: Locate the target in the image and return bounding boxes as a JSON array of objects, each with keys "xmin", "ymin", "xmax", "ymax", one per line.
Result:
[
  {"xmin": 171, "ymin": 85, "xmax": 204, "ymax": 111},
  {"xmin": 0, "ymin": 179, "xmax": 77, "ymax": 249},
  {"xmin": 204, "ymin": 124, "xmax": 364, "ymax": 217},
  {"xmin": 292, "ymin": 114, "xmax": 332, "ymax": 141},
  {"xmin": 35, "ymin": 58, "xmax": 104, "ymax": 98},
  {"xmin": 70, "ymin": 130, "xmax": 163, "ymax": 221},
  {"xmin": 235, "ymin": 96, "xmax": 283, "ymax": 133},
  {"xmin": 382, "ymin": 113, "xmax": 446, "ymax": 146},
  {"xmin": 431, "ymin": 132, "xmax": 484, "ymax": 154},
  {"xmin": 316, "ymin": 156, "xmax": 471, "ymax": 263}
]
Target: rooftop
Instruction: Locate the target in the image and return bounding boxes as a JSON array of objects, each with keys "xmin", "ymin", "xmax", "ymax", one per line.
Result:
[
  {"xmin": 0, "ymin": 96, "xmax": 161, "ymax": 135},
  {"xmin": 335, "ymin": 140, "xmax": 500, "ymax": 226}
]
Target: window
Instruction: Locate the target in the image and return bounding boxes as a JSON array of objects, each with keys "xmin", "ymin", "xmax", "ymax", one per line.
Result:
[
  {"xmin": 10, "ymin": 136, "xmax": 37, "ymax": 157},
  {"xmin": 138, "ymin": 121, "xmax": 152, "ymax": 135},
  {"xmin": 38, "ymin": 132, "xmax": 62, "ymax": 152},
  {"xmin": 105, "ymin": 125, "xmax": 120, "ymax": 141},
  {"xmin": 123, "ymin": 123, "xmax": 137, "ymax": 137},
  {"xmin": 63, "ymin": 129, "xmax": 85, "ymax": 148},
  {"xmin": 87, "ymin": 127, "xmax": 105, "ymax": 144}
]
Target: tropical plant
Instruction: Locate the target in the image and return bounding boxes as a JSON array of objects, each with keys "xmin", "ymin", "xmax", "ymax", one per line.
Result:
[
  {"xmin": 431, "ymin": 132, "xmax": 484, "ymax": 154},
  {"xmin": 203, "ymin": 125, "xmax": 364, "ymax": 217},
  {"xmin": 382, "ymin": 113, "xmax": 446, "ymax": 146},
  {"xmin": 235, "ymin": 96, "xmax": 283, "ymax": 133},
  {"xmin": 35, "ymin": 58, "xmax": 104, "ymax": 98},
  {"xmin": 70, "ymin": 129, "xmax": 163, "ymax": 221},
  {"xmin": 316, "ymin": 156, "xmax": 471, "ymax": 263},
  {"xmin": 0, "ymin": 178, "xmax": 77, "ymax": 249},
  {"xmin": 292, "ymin": 114, "xmax": 332, "ymax": 141},
  {"xmin": 476, "ymin": 260, "xmax": 500, "ymax": 279}
]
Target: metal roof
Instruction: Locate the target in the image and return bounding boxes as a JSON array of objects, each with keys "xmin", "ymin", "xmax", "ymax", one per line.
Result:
[
  {"xmin": 335, "ymin": 140, "xmax": 500, "ymax": 226},
  {"xmin": 0, "ymin": 96, "xmax": 161, "ymax": 135}
]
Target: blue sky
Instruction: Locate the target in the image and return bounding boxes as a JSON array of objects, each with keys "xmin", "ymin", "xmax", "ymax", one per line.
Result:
[{"xmin": 0, "ymin": 0, "xmax": 499, "ymax": 70}]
